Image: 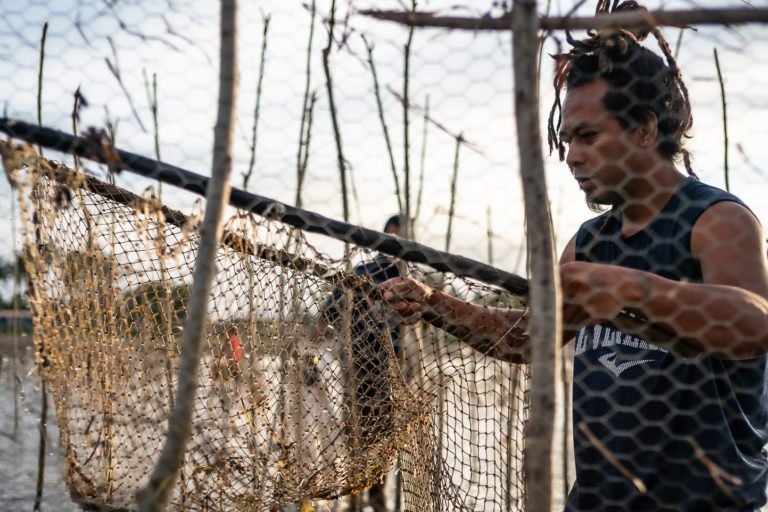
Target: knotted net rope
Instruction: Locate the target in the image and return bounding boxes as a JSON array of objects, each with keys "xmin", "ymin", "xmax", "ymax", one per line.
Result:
[{"xmin": 3, "ymin": 141, "xmax": 529, "ymax": 511}]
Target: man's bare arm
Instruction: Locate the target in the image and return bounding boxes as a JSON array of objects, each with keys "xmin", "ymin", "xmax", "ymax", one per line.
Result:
[
  {"xmin": 380, "ymin": 278, "xmax": 529, "ymax": 363},
  {"xmin": 561, "ymin": 202, "xmax": 768, "ymax": 359}
]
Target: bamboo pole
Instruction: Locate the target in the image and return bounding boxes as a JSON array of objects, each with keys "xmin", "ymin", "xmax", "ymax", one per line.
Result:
[
  {"xmin": 137, "ymin": 0, "xmax": 238, "ymax": 509},
  {"xmin": 362, "ymin": 7, "xmax": 768, "ymax": 31},
  {"xmin": 511, "ymin": 1, "xmax": 561, "ymax": 511}
]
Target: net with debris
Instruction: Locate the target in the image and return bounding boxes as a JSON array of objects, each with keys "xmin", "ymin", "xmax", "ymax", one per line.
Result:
[{"xmin": 3, "ymin": 142, "xmax": 530, "ymax": 511}]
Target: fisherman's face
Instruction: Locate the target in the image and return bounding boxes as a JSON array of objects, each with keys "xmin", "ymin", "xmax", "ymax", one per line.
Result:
[{"xmin": 560, "ymin": 80, "xmax": 647, "ymax": 209}]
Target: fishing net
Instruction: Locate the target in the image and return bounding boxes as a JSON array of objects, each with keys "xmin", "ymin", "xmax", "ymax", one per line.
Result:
[{"xmin": 2, "ymin": 141, "xmax": 530, "ymax": 511}]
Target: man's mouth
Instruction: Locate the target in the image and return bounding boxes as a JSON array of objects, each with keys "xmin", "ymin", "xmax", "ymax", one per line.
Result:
[{"xmin": 575, "ymin": 177, "xmax": 594, "ymax": 190}]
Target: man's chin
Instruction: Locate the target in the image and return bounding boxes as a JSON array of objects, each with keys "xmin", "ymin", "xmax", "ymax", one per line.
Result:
[{"xmin": 584, "ymin": 193, "xmax": 611, "ymax": 213}]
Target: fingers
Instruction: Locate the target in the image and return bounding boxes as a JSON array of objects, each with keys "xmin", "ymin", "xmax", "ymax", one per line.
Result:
[
  {"xmin": 560, "ymin": 261, "xmax": 632, "ymax": 328},
  {"xmin": 381, "ymin": 276, "xmax": 428, "ymax": 303},
  {"xmin": 380, "ymin": 277, "xmax": 430, "ymax": 323},
  {"xmin": 390, "ymin": 300, "xmax": 422, "ymax": 324}
]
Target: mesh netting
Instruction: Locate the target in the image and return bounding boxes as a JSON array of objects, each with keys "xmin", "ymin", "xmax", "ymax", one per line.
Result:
[{"xmin": 4, "ymin": 143, "xmax": 529, "ymax": 511}]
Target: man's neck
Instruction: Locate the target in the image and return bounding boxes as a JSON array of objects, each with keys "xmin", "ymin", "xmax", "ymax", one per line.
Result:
[{"xmin": 617, "ymin": 161, "xmax": 687, "ymax": 238}]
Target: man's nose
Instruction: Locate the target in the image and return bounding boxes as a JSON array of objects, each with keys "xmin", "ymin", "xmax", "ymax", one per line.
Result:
[{"xmin": 565, "ymin": 142, "xmax": 584, "ymax": 171}]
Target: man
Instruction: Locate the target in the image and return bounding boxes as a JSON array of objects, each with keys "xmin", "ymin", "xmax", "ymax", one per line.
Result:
[
  {"xmin": 313, "ymin": 214, "xmax": 405, "ymax": 512},
  {"xmin": 382, "ymin": 25, "xmax": 768, "ymax": 512}
]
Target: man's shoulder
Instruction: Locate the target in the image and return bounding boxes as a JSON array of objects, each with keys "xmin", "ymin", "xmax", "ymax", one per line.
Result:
[{"xmin": 680, "ymin": 176, "xmax": 746, "ymax": 208}]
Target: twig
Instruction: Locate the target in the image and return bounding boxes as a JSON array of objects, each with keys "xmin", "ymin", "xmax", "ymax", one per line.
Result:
[
  {"xmin": 37, "ymin": 22, "xmax": 48, "ymax": 155},
  {"xmin": 297, "ymin": 91, "xmax": 317, "ymax": 207},
  {"xmin": 143, "ymin": 70, "xmax": 162, "ymax": 195},
  {"xmin": 72, "ymin": 86, "xmax": 86, "ymax": 172},
  {"xmin": 387, "ymin": 87, "xmax": 484, "ymax": 155},
  {"xmin": 674, "ymin": 28, "xmax": 684, "ymax": 60},
  {"xmin": 713, "ymin": 47, "xmax": 729, "ymax": 192},
  {"xmin": 403, "ymin": 0, "xmax": 417, "ymax": 239},
  {"xmin": 445, "ymin": 133, "xmax": 462, "ymax": 253},
  {"xmin": 486, "ymin": 205, "xmax": 493, "ymax": 265},
  {"xmin": 160, "ymin": 14, "xmax": 214, "ymax": 65},
  {"xmin": 688, "ymin": 436, "xmax": 744, "ymax": 505},
  {"xmin": 536, "ymin": 0, "xmax": 555, "ymax": 82},
  {"xmin": 735, "ymin": 143, "xmax": 766, "ymax": 176},
  {"xmin": 322, "ymin": 0, "xmax": 350, "ymax": 229},
  {"xmin": 243, "ymin": 13, "xmax": 270, "ymax": 191},
  {"xmin": 362, "ymin": 34, "xmax": 402, "ymax": 215},
  {"xmin": 102, "ymin": 0, "xmax": 182, "ymax": 52},
  {"xmin": 578, "ymin": 423, "xmax": 646, "ymax": 493},
  {"xmin": 414, "ymin": 94, "xmax": 429, "ymax": 226},
  {"xmin": 137, "ymin": 0, "xmax": 239, "ymax": 509},
  {"xmin": 104, "ymin": 37, "xmax": 147, "ymax": 132},
  {"xmin": 104, "ymin": 116, "xmax": 119, "ymax": 185},
  {"xmin": 361, "ymin": 7, "xmax": 768, "ymax": 31},
  {"xmin": 296, "ymin": 0, "xmax": 317, "ymax": 208}
]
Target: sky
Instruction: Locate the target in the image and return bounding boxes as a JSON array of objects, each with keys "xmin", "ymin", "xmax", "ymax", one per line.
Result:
[{"xmin": 0, "ymin": 0, "xmax": 766, "ymax": 282}]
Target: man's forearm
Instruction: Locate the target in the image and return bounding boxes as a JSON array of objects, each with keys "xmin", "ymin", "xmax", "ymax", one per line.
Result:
[
  {"xmin": 626, "ymin": 272, "xmax": 768, "ymax": 359},
  {"xmin": 420, "ymin": 289, "xmax": 529, "ymax": 363}
]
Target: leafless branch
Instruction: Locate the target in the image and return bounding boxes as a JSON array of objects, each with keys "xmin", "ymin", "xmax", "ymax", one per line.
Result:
[
  {"xmin": 243, "ymin": 13, "xmax": 271, "ymax": 191},
  {"xmin": 102, "ymin": 0, "xmax": 182, "ymax": 52},
  {"xmin": 387, "ymin": 86, "xmax": 483, "ymax": 155},
  {"xmin": 323, "ymin": 0, "xmax": 351, "ymax": 226},
  {"xmin": 104, "ymin": 37, "xmax": 147, "ymax": 132},
  {"xmin": 362, "ymin": 34, "xmax": 402, "ymax": 215},
  {"xmin": 579, "ymin": 423, "xmax": 647, "ymax": 493},
  {"xmin": 688, "ymin": 436, "xmax": 744, "ymax": 505}
]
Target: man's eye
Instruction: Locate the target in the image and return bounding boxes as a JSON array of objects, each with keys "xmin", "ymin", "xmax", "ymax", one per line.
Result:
[{"xmin": 580, "ymin": 131, "xmax": 597, "ymax": 141}]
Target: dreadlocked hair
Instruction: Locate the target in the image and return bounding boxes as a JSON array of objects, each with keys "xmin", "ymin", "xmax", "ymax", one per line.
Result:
[{"xmin": 547, "ymin": 0, "xmax": 695, "ymax": 175}]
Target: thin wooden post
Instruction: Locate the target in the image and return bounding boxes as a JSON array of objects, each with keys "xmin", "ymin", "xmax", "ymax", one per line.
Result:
[
  {"xmin": 137, "ymin": 0, "xmax": 238, "ymax": 509},
  {"xmin": 512, "ymin": 1, "xmax": 561, "ymax": 510}
]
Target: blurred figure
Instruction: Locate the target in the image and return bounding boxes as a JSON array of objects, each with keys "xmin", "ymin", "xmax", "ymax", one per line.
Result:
[{"xmin": 313, "ymin": 214, "xmax": 406, "ymax": 512}]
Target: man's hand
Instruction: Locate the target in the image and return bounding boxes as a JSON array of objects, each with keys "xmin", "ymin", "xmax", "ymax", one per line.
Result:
[
  {"xmin": 560, "ymin": 261, "xmax": 646, "ymax": 331},
  {"xmin": 380, "ymin": 276, "xmax": 434, "ymax": 324}
]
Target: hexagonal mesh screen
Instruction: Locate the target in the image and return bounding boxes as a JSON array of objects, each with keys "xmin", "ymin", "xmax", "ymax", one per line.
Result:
[{"xmin": 1, "ymin": 1, "xmax": 767, "ymax": 511}]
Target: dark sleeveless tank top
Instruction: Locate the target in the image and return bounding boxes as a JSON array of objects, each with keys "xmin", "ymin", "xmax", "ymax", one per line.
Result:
[{"xmin": 566, "ymin": 177, "xmax": 768, "ymax": 511}]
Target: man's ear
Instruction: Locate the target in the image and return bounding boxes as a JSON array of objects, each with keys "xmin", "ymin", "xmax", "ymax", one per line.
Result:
[{"xmin": 634, "ymin": 111, "xmax": 659, "ymax": 148}]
